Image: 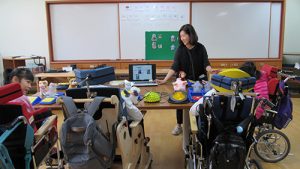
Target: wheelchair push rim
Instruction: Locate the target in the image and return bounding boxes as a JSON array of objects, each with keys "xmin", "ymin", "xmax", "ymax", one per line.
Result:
[{"xmin": 254, "ymin": 129, "xmax": 290, "ymax": 163}]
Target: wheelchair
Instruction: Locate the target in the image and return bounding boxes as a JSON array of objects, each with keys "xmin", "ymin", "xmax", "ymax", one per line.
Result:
[
  {"xmin": 253, "ymin": 71, "xmax": 295, "ymax": 163},
  {"xmin": 0, "ymin": 83, "xmax": 63, "ymax": 169},
  {"xmin": 186, "ymin": 91, "xmax": 263, "ymax": 169}
]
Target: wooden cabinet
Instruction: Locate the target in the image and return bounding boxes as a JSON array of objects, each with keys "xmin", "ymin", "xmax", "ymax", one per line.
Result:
[
  {"xmin": 3, "ymin": 56, "xmax": 46, "ymax": 71},
  {"xmin": 3, "ymin": 56, "xmax": 46, "ymax": 93}
]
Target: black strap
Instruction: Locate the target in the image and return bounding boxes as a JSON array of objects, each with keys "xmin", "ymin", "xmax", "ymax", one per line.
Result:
[{"xmin": 187, "ymin": 49, "xmax": 196, "ymax": 81}]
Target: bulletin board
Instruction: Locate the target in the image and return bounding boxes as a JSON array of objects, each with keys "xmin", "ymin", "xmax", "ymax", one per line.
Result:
[{"xmin": 145, "ymin": 31, "xmax": 179, "ymax": 60}]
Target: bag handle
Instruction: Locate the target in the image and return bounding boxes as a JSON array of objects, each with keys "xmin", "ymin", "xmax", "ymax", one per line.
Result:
[
  {"xmin": 85, "ymin": 96, "xmax": 105, "ymax": 117},
  {"xmin": 62, "ymin": 96, "xmax": 79, "ymax": 118}
]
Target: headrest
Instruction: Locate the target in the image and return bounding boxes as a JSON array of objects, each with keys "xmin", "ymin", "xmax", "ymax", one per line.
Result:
[
  {"xmin": 218, "ymin": 68, "xmax": 250, "ymax": 78},
  {"xmin": 211, "ymin": 68, "xmax": 255, "ymax": 92},
  {"xmin": 0, "ymin": 83, "xmax": 23, "ymax": 104}
]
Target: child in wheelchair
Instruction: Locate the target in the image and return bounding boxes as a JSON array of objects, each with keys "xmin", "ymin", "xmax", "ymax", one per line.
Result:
[
  {"xmin": 0, "ymin": 68, "xmax": 62, "ymax": 168},
  {"xmin": 7, "ymin": 68, "xmax": 53, "ymax": 129}
]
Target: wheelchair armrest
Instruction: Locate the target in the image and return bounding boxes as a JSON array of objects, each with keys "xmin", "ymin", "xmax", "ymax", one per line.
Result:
[
  {"xmin": 189, "ymin": 111, "xmax": 198, "ymax": 134},
  {"xmin": 129, "ymin": 120, "xmax": 141, "ymax": 128},
  {"xmin": 34, "ymin": 115, "xmax": 57, "ymax": 141}
]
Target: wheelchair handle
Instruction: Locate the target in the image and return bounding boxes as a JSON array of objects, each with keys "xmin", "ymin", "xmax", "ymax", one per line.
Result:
[
  {"xmin": 265, "ymin": 109, "xmax": 277, "ymax": 114},
  {"xmin": 216, "ymin": 92, "xmax": 259, "ymax": 97},
  {"xmin": 261, "ymin": 98, "xmax": 276, "ymax": 109},
  {"xmin": 8, "ymin": 116, "xmax": 28, "ymax": 129},
  {"xmin": 278, "ymin": 71, "xmax": 298, "ymax": 83},
  {"xmin": 203, "ymin": 97, "xmax": 213, "ymax": 110}
]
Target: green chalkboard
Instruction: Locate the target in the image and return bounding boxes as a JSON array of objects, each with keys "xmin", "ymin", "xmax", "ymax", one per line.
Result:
[{"xmin": 145, "ymin": 31, "xmax": 179, "ymax": 60}]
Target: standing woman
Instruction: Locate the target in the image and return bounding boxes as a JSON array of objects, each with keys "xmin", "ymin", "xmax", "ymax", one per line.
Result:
[{"xmin": 156, "ymin": 24, "xmax": 214, "ymax": 135}]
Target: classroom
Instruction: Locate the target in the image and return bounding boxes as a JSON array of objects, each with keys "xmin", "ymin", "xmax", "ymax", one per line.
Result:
[{"xmin": 0, "ymin": 0, "xmax": 299, "ymax": 169}]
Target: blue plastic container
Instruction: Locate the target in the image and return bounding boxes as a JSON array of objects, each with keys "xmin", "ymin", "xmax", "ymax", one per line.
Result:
[{"xmin": 188, "ymin": 87, "xmax": 205, "ymax": 102}]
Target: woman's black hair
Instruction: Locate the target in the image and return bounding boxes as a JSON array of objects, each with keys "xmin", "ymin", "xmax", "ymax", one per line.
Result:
[
  {"xmin": 7, "ymin": 68, "xmax": 34, "ymax": 84},
  {"xmin": 178, "ymin": 24, "xmax": 198, "ymax": 46},
  {"xmin": 239, "ymin": 61, "xmax": 261, "ymax": 79}
]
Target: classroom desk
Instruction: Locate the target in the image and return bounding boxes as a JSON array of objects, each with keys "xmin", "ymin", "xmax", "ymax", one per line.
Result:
[
  {"xmin": 35, "ymin": 69, "xmax": 170, "ymax": 91},
  {"xmin": 136, "ymin": 83, "xmax": 193, "ymax": 110},
  {"xmin": 35, "ymin": 69, "xmax": 170, "ymax": 80},
  {"xmin": 34, "ymin": 83, "xmax": 194, "ymax": 110}
]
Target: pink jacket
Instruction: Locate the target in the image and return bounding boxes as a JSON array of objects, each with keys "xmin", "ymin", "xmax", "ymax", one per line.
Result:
[{"xmin": 254, "ymin": 71, "xmax": 269, "ymax": 119}]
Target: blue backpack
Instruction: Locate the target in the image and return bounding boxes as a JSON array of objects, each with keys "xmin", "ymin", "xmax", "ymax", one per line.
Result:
[{"xmin": 273, "ymin": 81, "xmax": 293, "ymax": 129}]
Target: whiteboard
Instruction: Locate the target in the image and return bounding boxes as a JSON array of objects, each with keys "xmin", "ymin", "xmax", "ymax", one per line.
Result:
[
  {"xmin": 192, "ymin": 3, "xmax": 271, "ymax": 58},
  {"xmin": 50, "ymin": 4, "xmax": 119, "ymax": 60},
  {"xmin": 119, "ymin": 3, "xmax": 190, "ymax": 59}
]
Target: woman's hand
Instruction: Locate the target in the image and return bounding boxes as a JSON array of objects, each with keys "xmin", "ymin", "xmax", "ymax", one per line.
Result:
[
  {"xmin": 155, "ymin": 79, "xmax": 167, "ymax": 85},
  {"xmin": 206, "ymin": 66, "xmax": 220, "ymax": 75},
  {"xmin": 210, "ymin": 69, "xmax": 220, "ymax": 74}
]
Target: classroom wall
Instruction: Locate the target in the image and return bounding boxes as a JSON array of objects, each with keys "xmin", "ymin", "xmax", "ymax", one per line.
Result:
[
  {"xmin": 0, "ymin": 56, "xmax": 3, "ymax": 85},
  {"xmin": 0, "ymin": 0, "xmax": 49, "ymax": 69},
  {"xmin": 284, "ymin": 0, "xmax": 300, "ymax": 54}
]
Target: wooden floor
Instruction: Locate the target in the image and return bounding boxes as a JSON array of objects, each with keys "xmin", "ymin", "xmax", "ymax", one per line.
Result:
[{"xmin": 43, "ymin": 98, "xmax": 300, "ymax": 169}]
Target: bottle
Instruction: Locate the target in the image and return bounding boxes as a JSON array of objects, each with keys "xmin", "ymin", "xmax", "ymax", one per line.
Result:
[
  {"xmin": 192, "ymin": 81, "xmax": 202, "ymax": 93},
  {"xmin": 204, "ymin": 82, "xmax": 212, "ymax": 93}
]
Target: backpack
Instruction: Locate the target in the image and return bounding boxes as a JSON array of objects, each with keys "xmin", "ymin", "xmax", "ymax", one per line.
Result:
[
  {"xmin": 60, "ymin": 96, "xmax": 114, "ymax": 169},
  {"xmin": 274, "ymin": 95, "xmax": 293, "ymax": 129},
  {"xmin": 209, "ymin": 132, "xmax": 246, "ymax": 169}
]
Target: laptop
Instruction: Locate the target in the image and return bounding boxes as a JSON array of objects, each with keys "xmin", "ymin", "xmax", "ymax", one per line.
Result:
[{"xmin": 129, "ymin": 64, "xmax": 158, "ymax": 86}]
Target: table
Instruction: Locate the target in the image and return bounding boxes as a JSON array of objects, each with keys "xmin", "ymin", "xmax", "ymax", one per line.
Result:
[
  {"xmin": 35, "ymin": 69, "xmax": 170, "ymax": 91},
  {"xmin": 34, "ymin": 83, "xmax": 193, "ymax": 110},
  {"xmin": 36, "ymin": 69, "xmax": 170, "ymax": 79}
]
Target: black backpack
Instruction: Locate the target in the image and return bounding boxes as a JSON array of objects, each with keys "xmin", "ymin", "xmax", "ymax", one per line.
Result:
[{"xmin": 209, "ymin": 132, "xmax": 246, "ymax": 169}]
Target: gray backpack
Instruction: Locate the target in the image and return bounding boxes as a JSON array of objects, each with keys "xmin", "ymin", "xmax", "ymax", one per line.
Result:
[{"xmin": 60, "ymin": 96, "xmax": 113, "ymax": 169}]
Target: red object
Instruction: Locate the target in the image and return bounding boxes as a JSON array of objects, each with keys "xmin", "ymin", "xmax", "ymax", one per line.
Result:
[
  {"xmin": 192, "ymin": 96, "xmax": 202, "ymax": 101},
  {"xmin": 261, "ymin": 64, "xmax": 279, "ymax": 79},
  {"xmin": 0, "ymin": 83, "xmax": 56, "ymax": 132},
  {"xmin": 0, "ymin": 83, "xmax": 23, "ymax": 104},
  {"xmin": 268, "ymin": 78, "xmax": 280, "ymax": 95}
]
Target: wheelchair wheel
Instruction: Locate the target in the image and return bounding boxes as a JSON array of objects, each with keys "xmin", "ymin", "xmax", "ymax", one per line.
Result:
[
  {"xmin": 254, "ymin": 129, "xmax": 290, "ymax": 163},
  {"xmin": 246, "ymin": 159, "xmax": 262, "ymax": 169}
]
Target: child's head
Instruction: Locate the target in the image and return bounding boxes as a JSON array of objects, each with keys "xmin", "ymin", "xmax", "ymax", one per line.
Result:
[
  {"xmin": 9, "ymin": 68, "xmax": 34, "ymax": 94},
  {"xmin": 239, "ymin": 61, "xmax": 261, "ymax": 79}
]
